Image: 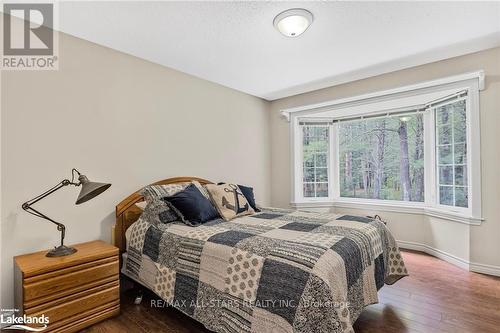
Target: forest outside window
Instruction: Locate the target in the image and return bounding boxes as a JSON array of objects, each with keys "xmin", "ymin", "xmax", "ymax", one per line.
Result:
[
  {"xmin": 338, "ymin": 113, "xmax": 424, "ymax": 202},
  {"xmin": 291, "ymin": 74, "xmax": 483, "ymax": 223}
]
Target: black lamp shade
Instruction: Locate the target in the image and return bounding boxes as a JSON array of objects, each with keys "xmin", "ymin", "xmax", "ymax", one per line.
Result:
[{"xmin": 75, "ymin": 175, "xmax": 111, "ymax": 205}]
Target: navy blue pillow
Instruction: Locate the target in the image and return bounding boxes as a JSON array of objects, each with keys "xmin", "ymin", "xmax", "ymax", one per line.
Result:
[
  {"xmin": 217, "ymin": 183, "xmax": 260, "ymax": 212},
  {"xmin": 163, "ymin": 184, "xmax": 219, "ymax": 226}
]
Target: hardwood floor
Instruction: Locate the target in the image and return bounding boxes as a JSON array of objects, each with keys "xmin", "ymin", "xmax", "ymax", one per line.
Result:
[{"xmin": 84, "ymin": 250, "xmax": 500, "ymax": 333}]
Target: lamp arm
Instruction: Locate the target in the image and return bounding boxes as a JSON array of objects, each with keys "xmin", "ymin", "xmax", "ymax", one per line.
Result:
[{"xmin": 21, "ymin": 179, "xmax": 79, "ymax": 247}]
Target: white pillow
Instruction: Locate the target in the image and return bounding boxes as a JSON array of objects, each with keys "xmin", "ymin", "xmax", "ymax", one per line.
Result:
[{"xmin": 135, "ymin": 201, "xmax": 148, "ymax": 210}]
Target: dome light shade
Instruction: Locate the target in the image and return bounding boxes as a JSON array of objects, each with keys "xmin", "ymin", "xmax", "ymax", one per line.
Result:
[{"xmin": 274, "ymin": 8, "xmax": 313, "ymax": 37}]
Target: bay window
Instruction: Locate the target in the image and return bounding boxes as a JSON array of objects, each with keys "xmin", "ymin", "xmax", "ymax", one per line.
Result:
[{"xmin": 287, "ymin": 72, "xmax": 483, "ymax": 224}]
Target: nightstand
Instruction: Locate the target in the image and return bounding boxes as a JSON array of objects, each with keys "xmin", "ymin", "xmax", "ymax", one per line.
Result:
[{"xmin": 14, "ymin": 240, "xmax": 120, "ymax": 333}]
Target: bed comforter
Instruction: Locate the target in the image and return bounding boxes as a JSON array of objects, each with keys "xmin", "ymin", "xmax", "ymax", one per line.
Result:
[{"xmin": 123, "ymin": 207, "xmax": 407, "ymax": 333}]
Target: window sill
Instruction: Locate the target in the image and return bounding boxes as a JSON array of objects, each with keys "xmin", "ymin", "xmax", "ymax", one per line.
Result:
[{"xmin": 290, "ymin": 200, "xmax": 484, "ymax": 225}]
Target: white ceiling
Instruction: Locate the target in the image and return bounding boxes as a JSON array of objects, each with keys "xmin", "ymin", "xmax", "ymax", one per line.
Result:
[{"xmin": 55, "ymin": 1, "xmax": 500, "ymax": 100}]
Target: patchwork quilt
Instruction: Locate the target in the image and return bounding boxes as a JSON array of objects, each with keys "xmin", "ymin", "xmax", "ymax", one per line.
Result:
[{"xmin": 123, "ymin": 207, "xmax": 407, "ymax": 333}]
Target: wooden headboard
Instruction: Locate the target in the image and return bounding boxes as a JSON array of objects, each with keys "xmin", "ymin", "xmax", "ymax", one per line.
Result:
[{"xmin": 113, "ymin": 176, "xmax": 213, "ymax": 253}]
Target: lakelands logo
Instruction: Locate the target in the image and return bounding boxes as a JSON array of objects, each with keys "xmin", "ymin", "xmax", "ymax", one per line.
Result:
[
  {"xmin": 1, "ymin": 311, "xmax": 49, "ymax": 331},
  {"xmin": 2, "ymin": 2, "xmax": 59, "ymax": 70}
]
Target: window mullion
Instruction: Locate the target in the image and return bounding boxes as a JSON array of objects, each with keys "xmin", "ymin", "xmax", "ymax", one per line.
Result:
[
  {"xmin": 424, "ymin": 110, "xmax": 435, "ymax": 206},
  {"xmin": 295, "ymin": 117, "xmax": 304, "ymax": 203},
  {"xmin": 466, "ymin": 86, "xmax": 479, "ymax": 217},
  {"xmin": 330, "ymin": 123, "xmax": 339, "ymax": 200},
  {"xmin": 451, "ymin": 108, "xmax": 456, "ymax": 206}
]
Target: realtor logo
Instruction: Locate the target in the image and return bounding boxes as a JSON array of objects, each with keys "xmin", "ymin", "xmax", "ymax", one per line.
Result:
[
  {"xmin": 1, "ymin": 310, "xmax": 49, "ymax": 331},
  {"xmin": 2, "ymin": 2, "xmax": 58, "ymax": 70}
]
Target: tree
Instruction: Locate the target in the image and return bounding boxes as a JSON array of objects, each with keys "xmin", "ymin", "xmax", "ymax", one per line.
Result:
[
  {"xmin": 362, "ymin": 151, "xmax": 370, "ymax": 197},
  {"xmin": 373, "ymin": 120, "xmax": 386, "ymax": 199},
  {"xmin": 413, "ymin": 115, "xmax": 424, "ymax": 201},
  {"xmin": 345, "ymin": 151, "xmax": 354, "ymax": 194},
  {"xmin": 398, "ymin": 120, "xmax": 411, "ymax": 201}
]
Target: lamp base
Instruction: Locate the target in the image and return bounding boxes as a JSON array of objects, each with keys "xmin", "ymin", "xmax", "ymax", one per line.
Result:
[{"xmin": 46, "ymin": 245, "xmax": 78, "ymax": 257}]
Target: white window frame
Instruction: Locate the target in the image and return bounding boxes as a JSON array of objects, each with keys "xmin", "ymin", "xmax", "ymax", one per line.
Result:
[
  {"xmin": 432, "ymin": 95, "xmax": 470, "ymax": 214},
  {"xmin": 296, "ymin": 121, "xmax": 334, "ymax": 202},
  {"xmin": 286, "ymin": 71, "xmax": 484, "ymax": 225},
  {"xmin": 298, "ymin": 119, "xmax": 333, "ymax": 201}
]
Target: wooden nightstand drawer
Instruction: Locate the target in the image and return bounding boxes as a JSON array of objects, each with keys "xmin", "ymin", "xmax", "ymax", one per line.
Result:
[
  {"xmin": 46, "ymin": 302, "xmax": 120, "ymax": 333},
  {"xmin": 23, "ymin": 258, "xmax": 119, "ymax": 302},
  {"xmin": 14, "ymin": 241, "xmax": 120, "ymax": 333},
  {"xmin": 25, "ymin": 280, "xmax": 119, "ymax": 315},
  {"xmin": 28, "ymin": 284, "xmax": 119, "ymax": 325}
]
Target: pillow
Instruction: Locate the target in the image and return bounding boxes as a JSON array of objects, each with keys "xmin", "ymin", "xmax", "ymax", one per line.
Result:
[
  {"xmin": 140, "ymin": 183, "xmax": 190, "ymax": 203},
  {"xmin": 135, "ymin": 201, "xmax": 148, "ymax": 210},
  {"xmin": 205, "ymin": 183, "xmax": 255, "ymax": 221},
  {"xmin": 191, "ymin": 180, "xmax": 211, "ymax": 200},
  {"xmin": 163, "ymin": 183, "xmax": 220, "ymax": 226},
  {"xmin": 217, "ymin": 182, "xmax": 260, "ymax": 212},
  {"xmin": 141, "ymin": 197, "xmax": 179, "ymax": 225}
]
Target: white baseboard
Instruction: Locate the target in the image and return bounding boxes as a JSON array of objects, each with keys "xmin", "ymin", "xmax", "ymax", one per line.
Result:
[
  {"xmin": 397, "ymin": 240, "xmax": 470, "ymax": 270},
  {"xmin": 469, "ymin": 262, "xmax": 500, "ymax": 277},
  {"xmin": 397, "ymin": 240, "xmax": 500, "ymax": 277}
]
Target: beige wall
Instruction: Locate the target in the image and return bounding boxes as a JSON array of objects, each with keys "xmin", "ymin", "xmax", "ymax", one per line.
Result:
[
  {"xmin": 0, "ymin": 31, "xmax": 271, "ymax": 308},
  {"xmin": 270, "ymin": 47, "xmax": 500, "ymax": 269}
]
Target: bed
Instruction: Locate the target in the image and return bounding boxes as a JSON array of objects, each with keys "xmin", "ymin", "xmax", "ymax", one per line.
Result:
[{"xmin": 113, "ymin": 177, "xmax": 407, "ymax": 333}]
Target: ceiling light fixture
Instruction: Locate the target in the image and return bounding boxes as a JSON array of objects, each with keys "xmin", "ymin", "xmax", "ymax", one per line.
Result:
[{"xmin": 273, "ymin": 8, "xmax": 313, "ymax": 37}]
